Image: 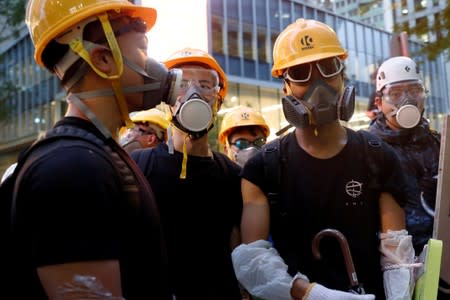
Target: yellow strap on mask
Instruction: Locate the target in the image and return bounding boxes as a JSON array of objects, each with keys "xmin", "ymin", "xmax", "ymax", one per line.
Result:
[
  {"xmin": 179, "ymin": 135, "xmax": 189, "ymax": 179},
  {"xmin": 98, "ymin": 13, "xmax": 124, "ymax": 78},
  {"xmin": 111, "ymin": 79, "xmax": 133, "ymax": 128}
]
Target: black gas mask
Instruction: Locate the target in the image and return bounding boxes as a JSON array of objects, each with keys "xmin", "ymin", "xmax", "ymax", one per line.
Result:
[
  {"xmin": 282, "ymin": 79, "xmax": 355, "ymax": 128},
  {"xmin": 123, "ymin": 57, "xmax": 183, "ymax": 108}
]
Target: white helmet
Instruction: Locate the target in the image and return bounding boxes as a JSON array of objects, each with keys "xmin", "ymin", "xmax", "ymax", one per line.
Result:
[{"xmin": 376, "ymin": 56, "xmax": 423, "ymax": 92}]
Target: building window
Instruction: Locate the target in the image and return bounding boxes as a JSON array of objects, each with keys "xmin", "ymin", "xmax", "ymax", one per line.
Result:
[
  {"xmin": 211, "ymin": 16, "xmax": 225, "ymax": 55},
  {"xmin": 243, "ymin": 23, "xmax": 253, "ymax": 61},
  {"xmin": 227, "ymin": 20, "xmax": 239, "ymax": 57},
  {"xmin": 257, "ymin": 27, "xmax": 268, "ymax": 63}
]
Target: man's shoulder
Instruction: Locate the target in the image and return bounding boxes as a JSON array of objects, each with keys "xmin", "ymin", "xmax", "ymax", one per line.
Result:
[
  {"xmin": 261, "ymin": 132, "xmax": 292, "ymax": 153},
  {"xmin": 212, "ymin": 151, "xmax": 241, "ymax": 175},
  {"xmin": 428, "ymin": 128, "xmax": 441, "ymax": 143},
  {"xmin": 131, "ymin": 144, "xmax": 169, "ymax": 168},
  {"xmin": 21, "ymin": 126, "xmax": 119, "ymax": 180},
  {"xmin": 29, "ymin": 140, "xmax": 115, "ymax": 175}
]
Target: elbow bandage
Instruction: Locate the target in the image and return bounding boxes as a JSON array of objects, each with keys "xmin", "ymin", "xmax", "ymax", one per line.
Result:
[
  {"xmin": 380, "ymin": 230, "xmax": 418, "ymax": 300},
  {"xmin": 231, "ymin": 240, "xmax": 294, "ymax": 300}
]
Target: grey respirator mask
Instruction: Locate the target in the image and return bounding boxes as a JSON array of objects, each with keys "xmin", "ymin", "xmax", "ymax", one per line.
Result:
[
  {"xmin": 171, "ymin": 85, "xmax": 215, "ymax": 139},
  {"xmin": 386, "ymin": 97, "xmax": 422, "ymax": 129},
  {"xmin": 123, "ymin": 57, "xmax": 183, "ymax": 108},
  {"xmin": 282, "ymin": 79, "xmax": 355, "ymax": 128},
  {"xmin": 234, "ymin": 147, "xmax": 261, "ymax": 167}
]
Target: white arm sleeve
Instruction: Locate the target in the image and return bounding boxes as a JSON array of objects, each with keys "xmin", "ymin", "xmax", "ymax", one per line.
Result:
[
  {"xmin": 231, "ymin": 240, "xmax": 293, "ymax": 300},
  {"xmin": 380, "ymin": 230, "xmax": 417, "ymax": 300}
]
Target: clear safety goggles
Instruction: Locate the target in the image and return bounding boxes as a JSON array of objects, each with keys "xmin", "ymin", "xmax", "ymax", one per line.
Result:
[
  {"xmin": 178, "ymin": 67, "xmax": 220, "ymax": 101},
  {"xmin": 283, "ymin": 57, "xmax": 344, "ymax": 83},
  {"xmin": 381, "ymin": 81, "xmax": 426, "ymax": 105},
  {"xmin": 230, "ymin": 137, "xmax": 266, "ymax": 150}
]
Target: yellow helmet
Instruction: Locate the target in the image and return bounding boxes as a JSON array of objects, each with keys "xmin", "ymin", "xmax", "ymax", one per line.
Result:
[
  {"xmin": 164, "ymin": 47, "xmax": 228, "ymax": 99},
  {"xmin": 219, "ymin": 106, "xmax": 270, "ymax": 145},
  {"xmin": 271, "ymin": 18, "xmax": 348, "ymax": 78},
  {"xmin": 131, "ymin": 108, "xmax": 170, "ymax": 130},
  {"xmin": 25, "ymin": 0, "xmax": 157, "ymax": 68}
]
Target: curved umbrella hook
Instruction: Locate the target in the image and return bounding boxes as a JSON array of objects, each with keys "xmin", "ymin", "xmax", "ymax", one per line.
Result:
[{"xmin": 312, "ymin": 228, "xmax": 363, "ymax": 293}]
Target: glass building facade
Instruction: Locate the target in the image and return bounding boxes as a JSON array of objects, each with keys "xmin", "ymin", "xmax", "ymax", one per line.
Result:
[
  {"xmin": 0, "ymin": 0, "xmax": 449, "ymax": 173},
  {"xmin": 210, "ymin": 0, "xmax": 448, "ymax": 137}
]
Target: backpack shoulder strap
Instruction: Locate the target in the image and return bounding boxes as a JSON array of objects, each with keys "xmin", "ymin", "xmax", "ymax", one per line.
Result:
[
  {"xmin": 357, "ymin": 130, "xmax": 384, "ymax": 189},
  {"xmin": 262, "ymin": 136, "xmax": 284, "ymax": 205},
  {"xmin": 212, "ymin": 151, "xmax": 230, "ymax": 177}
]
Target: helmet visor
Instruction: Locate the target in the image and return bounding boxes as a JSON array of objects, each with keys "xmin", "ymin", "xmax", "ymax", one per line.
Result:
[{"xmin": 284, "ymin": 57, "xmax": 343, "ymax": 83}]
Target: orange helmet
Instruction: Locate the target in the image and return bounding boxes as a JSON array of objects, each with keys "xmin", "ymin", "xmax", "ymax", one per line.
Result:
[
  {"xmin": 272, "ymin": 18, "xmax": 348, "ymax": 78},
  {"xmin": 219, "ymin": 106, "xmax": 270, "ymax": 145},
  {"xmin": 26, "ymin": 0, "xmax": 157, "ymax": 68},
  {"xmin": 164, "ymin": 47, "xmax": 228, "ymax": 99}
]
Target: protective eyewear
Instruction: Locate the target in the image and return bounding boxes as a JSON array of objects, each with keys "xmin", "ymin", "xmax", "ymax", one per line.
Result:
[
  {"xmin": 230, "ymin": 137, "xmax": 266, "ymax": 150},
  {"xmin": 283, "ymin": 57, "xmax": 344, "ymax": 83},
  {"xmin": 382, "ymin": 82, "xmax": 426, "ymax": 105},
  {"xmin": 178, "ymin": 67, "xmax": 220, "ymax": 100}
]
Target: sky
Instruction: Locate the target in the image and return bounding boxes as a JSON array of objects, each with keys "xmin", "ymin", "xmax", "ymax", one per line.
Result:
[{"xmin": 143, "ymin": 0, "xmax": 209, "ymax": 62}]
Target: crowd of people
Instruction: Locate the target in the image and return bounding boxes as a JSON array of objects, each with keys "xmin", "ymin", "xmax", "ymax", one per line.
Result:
[{"xmin": 1, "ymin": 0, "xmax": 447, "ymax": 299}]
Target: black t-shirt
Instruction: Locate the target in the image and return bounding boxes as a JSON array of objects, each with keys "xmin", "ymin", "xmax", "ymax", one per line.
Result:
[
  {"xmin": 132, "ymin": 143, "xmax": 243, "ymax": 300},
  {"xmin": 242, "ymin": 128, "xmax": 408, "ymax": 299},
  {"xmin": 13, "ymin": 117, "xmax": 170, "ymax": 299}
]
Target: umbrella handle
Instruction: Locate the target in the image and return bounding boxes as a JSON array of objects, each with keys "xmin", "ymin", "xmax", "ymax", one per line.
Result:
[{"xmin": 312, "ymin": 229, "xmax": 362, "ymax": 291}]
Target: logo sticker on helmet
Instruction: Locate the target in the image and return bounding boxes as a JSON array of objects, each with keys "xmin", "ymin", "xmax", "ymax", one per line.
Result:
[
  {"xmin": 240, "ymin": 112, "xmax": 250, "ymax": 120},
  {"xmin": 300, "ymin": 35, "xmax": 313, "ymax": 50}
]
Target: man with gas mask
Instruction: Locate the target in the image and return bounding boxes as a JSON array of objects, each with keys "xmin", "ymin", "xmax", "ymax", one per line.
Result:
[
  {"xmin": 219, "ymin": 106, "xmax": 270, "ymax": 167},
  {"xmin": 232, "ymin": 19, "xmax": 414, "ymax": 300},
  {"xmin": 7, "ymin": 0, "xmax": 182, "ymax": 299},
  {"xmin": 369, "ymin": 56, "xmax": 445, "ymax": 297},
  {"xmin": 131, "ymin": 48, "xmax": 243, "ymax": 300}
]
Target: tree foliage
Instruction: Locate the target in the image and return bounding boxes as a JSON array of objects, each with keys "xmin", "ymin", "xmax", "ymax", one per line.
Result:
[
  {"xmin": 394, "ymin": 3, "xmax": 450, "ymax": 61},
  {"xmin": 0, "ymin": 0, "xmax": 27, "ymax": 43},
  {"xmin": 0, "ymin": 0, "xmax": 26, "ymax": 123}
]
